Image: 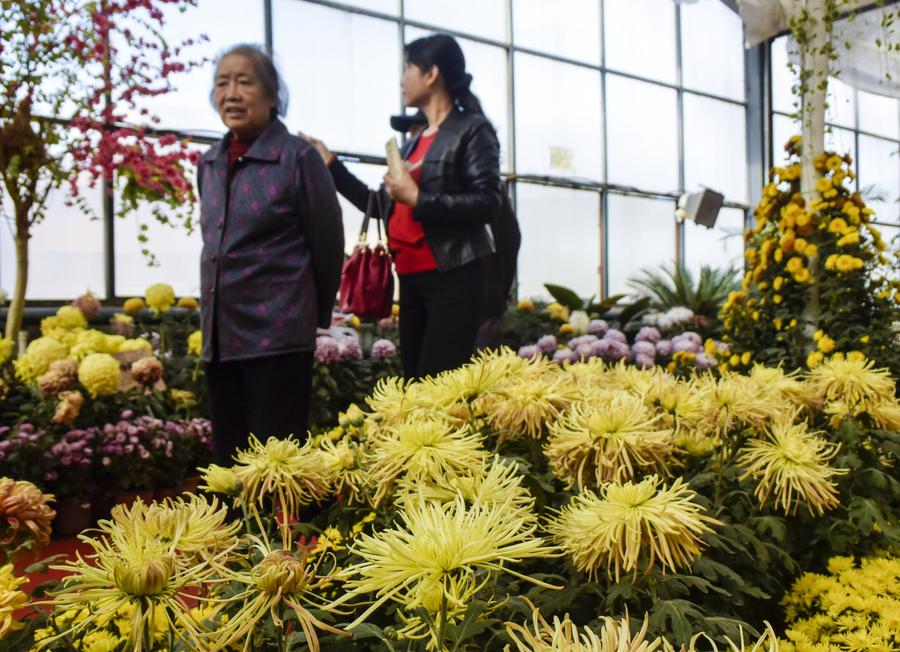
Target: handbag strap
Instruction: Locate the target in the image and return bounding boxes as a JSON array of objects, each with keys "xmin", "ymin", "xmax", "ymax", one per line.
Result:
[{"xmin": 358, "ymin": 191, "xmax": 375, "ymax": 245}]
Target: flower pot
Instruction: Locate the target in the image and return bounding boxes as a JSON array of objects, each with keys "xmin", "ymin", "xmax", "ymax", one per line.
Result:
[
  {"xmin": 54, "ymin": 498, "xmax": 93, "ymax": 538},
  {"xmin": 180, "ymin": 475, "xmax": 201, "ymax": 494},
  {"xmin": 155, "ymin": 487, "xmax": 180, "ymax": 502},
  {"xmin": 113, "ymin": 489, "xmax": 155, "ymax": 509}
]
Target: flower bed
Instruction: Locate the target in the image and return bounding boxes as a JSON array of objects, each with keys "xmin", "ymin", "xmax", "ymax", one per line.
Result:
[{"xmin": 1, "ymin": 348, "xmax": 895, "ymax": 650}]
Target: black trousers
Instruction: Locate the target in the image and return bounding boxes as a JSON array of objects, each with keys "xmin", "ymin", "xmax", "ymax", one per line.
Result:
[
  {"xmin": 204, "ymin": 352, "xmax": 314, "ymax": 465},
  {"xmin": 398, "ymin": 260, "xmax": 484, "ymax": 379}
]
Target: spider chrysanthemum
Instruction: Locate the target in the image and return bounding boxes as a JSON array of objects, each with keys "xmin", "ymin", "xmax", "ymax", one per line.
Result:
[
  {"xmin": 547, "ymin": 475, "xmax": 719, "ymax": 581},
  {"xmin": 738, "ymin": 415, "xmax": 847, "ymax": 516},
  {"xmin": 546, "ymin": 392, "xmax": 674, "ymax": 489}
]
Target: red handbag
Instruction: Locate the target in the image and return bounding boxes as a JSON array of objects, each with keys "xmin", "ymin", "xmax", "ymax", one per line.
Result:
[{"xmin": 339, "ymin": 191, "xmax": 394, "ymax": 319}]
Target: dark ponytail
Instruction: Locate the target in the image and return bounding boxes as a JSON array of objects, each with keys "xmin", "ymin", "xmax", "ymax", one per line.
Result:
[{"xmin": 404, "ymin": 34, "xmax": 485, "ymax": 116}]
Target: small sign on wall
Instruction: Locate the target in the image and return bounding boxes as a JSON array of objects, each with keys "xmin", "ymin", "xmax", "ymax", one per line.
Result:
[{"xmin": 550, "ymin": 146, "xmax": 574, "ymax": 171}]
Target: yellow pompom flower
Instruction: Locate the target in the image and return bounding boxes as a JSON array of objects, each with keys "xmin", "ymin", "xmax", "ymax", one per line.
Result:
[
  {"xmin": 817, "ymin": 335, "xmax": 836, "ymax": 353},
  {"xmin": 816, "ymin": 177, "xmax": 833, "ymax": 193},
  {"xmin": 175, "ymin": 296, "xmax": 198, "ymax": 310},
  {"xmin": 14, "ymin": 337, "xmax": 68, "ymax": 383},
  {"xmin": 77, "ymin": 353, "xmax": 121, "ymax": 398},
  {"xmin": 144, "ymin": 283, "xmax": 176, "ymax": 314},
  {"xmin": 559, "ymin": 323, "xmax": 575, "ymax": 335},
  {"xmin": 738, "ymin": 415, "xmax": 846, "ymax": 516},
  {"xmin": 123, "ymin": 297, "xmax": 145, "ymax": 315},
  {"xmin": 187, "ymin": 330, "xmax": 202, "ymax": 357},
  {"xmin": 0, "ymin": 564, "xmax": 27, "ymax": 638},
  {"xmin": 40, "ymin": 305, "xmax": 87, "ymax": 335},
  {"xmin": 825, "ymin": 154, "xmax": 844, "ymax": 171},
  {"xmin": 548, "ymin": 475, "xmax": 719, "ymax": 581},
  {"xmin": 517, "ymin": 298, "xmax": 534, "ymax": 312},
  {"xmin": 118, "ymin": 338, "xmax": 153, "ymax": 354},
  {"xmin": 785, "ymin": 257, "xmax": 804, "ymax": 274},
  {"xmin": 546, "ymin": 302, "xmax": 570, "ymax": 322},
  {"xmin": 545, "ymin": 393, "xmax": 673, "ymax": 490},
  {"xmin": 806, "ymin": 351, "xmax": 824, "ymax": 369}
]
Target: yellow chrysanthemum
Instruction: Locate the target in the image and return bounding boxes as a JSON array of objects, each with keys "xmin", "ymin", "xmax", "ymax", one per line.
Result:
[
  {"xmin": 77, "ymin": 353, "xmax": 121, "ymax": 398},
  {"xmin": 697, "ymin": 373, "xmax": 791, "ymax": 435},
  {"xmin": 366, "ymin": 418, "xmax": 486, "ymax": 504},
  {"xmin": 205, "ymin": 532, "xmax": 345, "ymax": 652},
  {"xmin": 806, "ymin": 356, "xmax": 895, "ymax": 408},
  {"xmin": 145, "ymin": 283, "xmax": 176, "ymax": 314},
  {"xmin": 332, "ymin": 494, "xmax": 557, "ymax": 640},
  {"xmin": 187, "ymin": 330, "xmax": 202, "ymax": 357},
  {"xmin": 0, "ymin": 564, "xmax": 27, "ymax": 638},
  {"xmin": 366, "ymin": 376, "xmax": 415, "ymax": 425},
  {"xmin": 176, "ymin": 296, "xmax": 198, "ymax": 310},
  {"xmin": 199, "ymin": 464, "xmax": 243, "ymax": 497},
  {"xmin": 545, "ymin": 393, "xmax": 673, "ymax": 490},
  {"xmin": 747, "ymin": 365, "xmax": 817, "ymax": 408},
  {"xmin": 118, "ymin": 338, "xmax": 153, "ymax": 354},
  {"xmin": 738, "ymin": 415, "xmax": 846, "ymax": 516},
  {"xmin": 547, "ymin": 476, "xmax": 719, "ymax": 581},
  {"xmin": 506, "ymin": 603, "xmax": 667, "ymax": 652},
  {"xmin": 96, "ymin": 495, "xmax": 240, "ymax": 564},
  {"xmin": 123, "ymin": 297, "xmax": 146, "ymax": 315},
  {"xmin": 40, "ymin": 515, "xmax": 220, "ymax": 651},
  {"xmin": 395, "ymin": 456, "xmax": 535, "ymax": 518},
  {"xmin": 477, "ymin": 372, "xmax": 579, "ymax": 438},
  {"xmin": 232, "ymin": 435, "xmax": 332, "ymax": 537},
  {"xmin": 315, "ymin": 436, "xmax": 368, "ymax": 504},
  {"xmin": 69, "ymin": 329, "xmax": 125, "ymax": 360},
  {"xmin": 14, "ymin": 336, "xmax": 68, "ymax": 383},
  {"xmin": 40, "ymin": 305, "xmax": 87, "ymax": 335}
]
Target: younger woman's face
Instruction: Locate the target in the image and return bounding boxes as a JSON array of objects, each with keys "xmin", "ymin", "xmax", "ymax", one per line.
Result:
[{"xmin": 401, "ymin": 62, "xmax": 434, "ymax": 107}]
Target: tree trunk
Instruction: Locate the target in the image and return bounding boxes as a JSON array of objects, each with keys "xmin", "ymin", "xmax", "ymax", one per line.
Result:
[
  {"xmin": 5, "ymin": 219, "xmax": 29, "ymax": 342},
  {"xmin": 796, "ymin": 0, "xmax": 829, "ymax": 343}
]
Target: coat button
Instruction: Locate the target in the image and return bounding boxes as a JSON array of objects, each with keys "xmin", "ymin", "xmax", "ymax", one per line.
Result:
[
  {"xmin": 217, "ymin": 220, "xmax": 224, "ymax": 229},
  {"xmin": 211, "ymin": 254, "xmax": 217, "ymax": 263}
]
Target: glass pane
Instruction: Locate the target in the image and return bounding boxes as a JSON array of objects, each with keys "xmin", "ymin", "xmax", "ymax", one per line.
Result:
[
  {"xmin": 825, "ymin": 126, "xmax": 857, "ymax": 164},
  {"xmin": 512, "ymin": 0, "xmax": 600, "ymax": 64},
  {"xmin": 337, "ymin": 0, "xmax": 398, "ymax": 15},
  {"xmin": 684, "ymin": 94, "xmax": 748, "ymax": 203},
  {"xmin": 826, "ymin": 78, "xmax": 855, "ymax": 129},
  {"xmin": 1, "ymin": 178, "xmax": 105, "ymax": 300},
  {"xmin": 604, "ymin": 0, "xmax": 676, "ymax": 83},
  {"xmin": 141, "ymin": 0, "xmax": 265, "ymax": 134},
  {"xmin": 274, "ymin": 1, "xmax": 400, "ymax": 156},
  {"xmin": 515, "ymin": 184, "xmax": 600, "ymax": 299},
  {"xmin": 858, "ymin": 135, "xmax": 900, "ymax": 224},
  {"xmin": 404, "ymin": 0, "xmax": 507, "ymax": 42},
  {"xmin": 680, "ymin": 0, "xmax": 745, "ymax": 100},
  {"xmin": 771, "ymin": 36, "xmax": 795, "ymax": 115},
  {"xmin": 514, "ymin": 53, "xmax": 603, "ymax": 180},
  {"xmin": 406, "ymin": 28, "xmax": 511, "ymax": 170},
  {"xmin": 114, "ymin": 145, "xmax": 205, "ymax": 298},
  {"xmin": 859, "ymin": 90, "xmax": 900, "ymax": 140},
  {"xmin": 684, "ymin": 207, "xmax": 745, "ymax": 278},
  {"xmin": 606, "ymin": 194, "xmax": 677, "ymax": 297},
  {"xmin": 772, "ymin": 113, "xmax": 800, "ymax": 165},
  {"xmin": 606, "ymin": 74, "xmax": 677, "ymax": 192}
]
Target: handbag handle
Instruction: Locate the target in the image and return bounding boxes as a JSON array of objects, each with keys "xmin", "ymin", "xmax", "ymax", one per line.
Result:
[{"xmin": 358, "ymin": 191, "xmax": 386, "ymax": 246}]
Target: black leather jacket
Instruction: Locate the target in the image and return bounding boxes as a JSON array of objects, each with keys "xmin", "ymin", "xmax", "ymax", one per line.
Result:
[{"xmin": 329, "ymin": 108, "xmax": 500, "ymax": 272}]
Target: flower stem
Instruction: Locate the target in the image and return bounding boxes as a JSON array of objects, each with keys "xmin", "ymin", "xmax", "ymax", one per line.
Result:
[{"xmin": 435, "ymin": 589, "xmax": 449, "ymax": 652}]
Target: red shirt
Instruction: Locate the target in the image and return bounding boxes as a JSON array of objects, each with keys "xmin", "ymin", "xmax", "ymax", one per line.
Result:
[{"xmin": 389, "ymin": 132, "xmax": 438, "ymax": 274}]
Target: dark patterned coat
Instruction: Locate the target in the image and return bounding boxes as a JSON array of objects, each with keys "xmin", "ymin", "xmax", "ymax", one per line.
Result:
[{"xmin": 197, "ymin": 119, "xmax": 343, "ymax": 362}]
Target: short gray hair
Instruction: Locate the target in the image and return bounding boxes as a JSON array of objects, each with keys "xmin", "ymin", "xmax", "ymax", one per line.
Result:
[{"xmin": 210, "ymin": 44, "xmax": 289, "ymax": 119}]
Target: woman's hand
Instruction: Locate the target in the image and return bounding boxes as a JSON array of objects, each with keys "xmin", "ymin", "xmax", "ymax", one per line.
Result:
[
  {"xmin": 298, "ymin": 132, "xmax": 335, "ymax": 166},
  {"xmin": 384, "ymin": 168, "xmax": 419, "ymax": 207}
]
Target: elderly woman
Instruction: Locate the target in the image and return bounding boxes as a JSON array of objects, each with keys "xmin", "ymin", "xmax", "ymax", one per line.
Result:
[{"xmin": 198, "ymin": 44, "xmax": 343, "ymax": 464}]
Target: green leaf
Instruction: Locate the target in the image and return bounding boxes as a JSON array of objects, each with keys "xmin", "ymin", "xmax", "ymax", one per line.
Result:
[
  {"xmin": 544, "ymin": 284, "xmax": 584, "ymax": 311},
  {"xmin": 617, "ymin": 296, "xmax": 651, "ymax": 329}
]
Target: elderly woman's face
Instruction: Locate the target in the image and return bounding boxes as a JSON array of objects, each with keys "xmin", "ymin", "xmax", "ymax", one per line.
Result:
[{"xmin": 214, "ymin": 54, "xmax": 273, "ymax": 140}]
